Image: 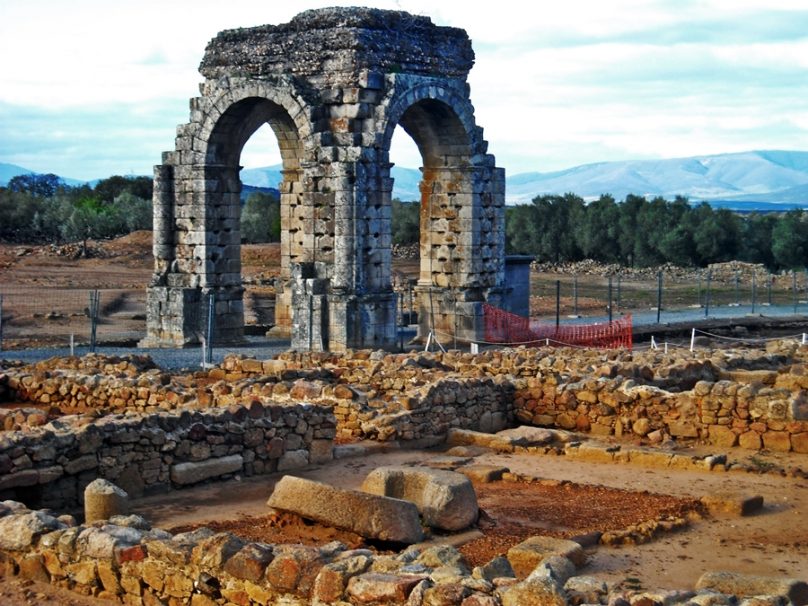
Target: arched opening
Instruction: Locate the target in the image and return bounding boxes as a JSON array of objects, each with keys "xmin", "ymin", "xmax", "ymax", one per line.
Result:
[
  {"xmin": 239, "ymin": 124, "xmax": 283, "ymax": 332},
  {"xmin": 389, "ymin": 127, "xmax": 422, "ymax": 329},
  {"xmin": 205, "ymin": 96, "xmax": 305, "ymax": 336},
  {"xmin": 397, "ymin": 98, "xmax": 475, "ymax": 291},
  {"xmin": 380, "ymin": 94, "xmax": 503, "ymax": 343}
]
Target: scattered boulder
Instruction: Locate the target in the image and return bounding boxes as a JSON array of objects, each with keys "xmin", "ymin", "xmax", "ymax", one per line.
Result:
[
  {"xmin": 507, "ymin": 536, "xmax": 586, "ymax": 578},
  {"xmin": 696, "ymin": 572, "xmax": 808, "ymax": 606},
  {"xmin": 361, "ymin": 465, "xmax": 479, "ymax": 531}
]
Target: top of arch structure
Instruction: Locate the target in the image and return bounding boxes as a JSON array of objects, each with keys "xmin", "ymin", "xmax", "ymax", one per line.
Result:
[{"xmin": 199, "ymin": 6, "xmax": 475, "ymax": 85}]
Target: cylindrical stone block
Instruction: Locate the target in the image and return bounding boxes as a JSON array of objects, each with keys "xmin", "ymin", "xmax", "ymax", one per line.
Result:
[{"xmin": 84, "ymin": 479, "xmax": 129, "ymax": 523}]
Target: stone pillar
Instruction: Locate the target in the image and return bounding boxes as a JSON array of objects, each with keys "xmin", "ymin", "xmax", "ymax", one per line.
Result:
[
  {"xmin": 144, "ymin": 8, "xmax": 505, "ymax": 351},
  {"xmin": 290, "ymin": 263, "xmax": 329, "ymax": 351},
  {"xmin": 84, "ymin": 479, "xmax": 129, "ymax": 523}
]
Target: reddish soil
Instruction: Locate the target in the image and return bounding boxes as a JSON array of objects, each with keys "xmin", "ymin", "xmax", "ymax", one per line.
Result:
[
  {"xmin": 162, "ymin": 478, "xmax": 703, "ymax": 570},
  {"xmin": 169, "ymin": 510, "xmax": 368, "ymax": 550},
  {"xmin": 459, "ymin": 481, "xmax": 702, "ymax": 567}
]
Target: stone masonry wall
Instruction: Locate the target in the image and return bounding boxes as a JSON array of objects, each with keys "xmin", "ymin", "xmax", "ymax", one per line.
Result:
[
  {"xmin": 4, "ymin": 344, "xmax": 808, "ymax": 458},
  {"xmin": 0, "ymin": 401, "xmax": 335, "ymax": 510}
]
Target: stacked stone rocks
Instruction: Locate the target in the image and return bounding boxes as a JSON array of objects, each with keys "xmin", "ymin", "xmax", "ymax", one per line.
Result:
[
  {"xmin": 3, "ymin": 339, "xmax": 808, "ymax": 511},
  {"xmin": 0, "ymin": 401, "xmax": 335, "ymax": 509},
  {"xmin": 0, "ymin": 500, "xmax": 804, "ymax": 606}
]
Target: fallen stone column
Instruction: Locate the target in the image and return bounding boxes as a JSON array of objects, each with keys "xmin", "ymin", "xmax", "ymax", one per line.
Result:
[{"xmin": 267, "ymin": 475, "xmax": 423, "ymax": 543}]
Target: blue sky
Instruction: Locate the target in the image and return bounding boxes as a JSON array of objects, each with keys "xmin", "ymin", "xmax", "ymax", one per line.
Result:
[{"xmin": 1, "ymin": 0, "xmax": 807, "ymax": 180}]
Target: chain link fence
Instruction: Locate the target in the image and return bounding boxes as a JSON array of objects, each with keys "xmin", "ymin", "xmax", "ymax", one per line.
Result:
[{"xmin": 0, "ymin": 285, "xmax": 290, "ymax": 369}]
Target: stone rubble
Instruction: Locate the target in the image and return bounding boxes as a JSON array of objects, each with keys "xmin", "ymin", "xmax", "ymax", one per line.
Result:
[{"xmin": 2, "ymin": 498, "xmax": 804, "ymax": 606}]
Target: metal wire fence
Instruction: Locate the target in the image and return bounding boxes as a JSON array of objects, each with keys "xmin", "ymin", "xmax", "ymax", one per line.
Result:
[
  {"xmin": 530, "ymin": 268, "xmax": 808, "ymax": 325},
  {"xmin": 1, "ymin": 267, "xmax": 807, "ymax": 366}
]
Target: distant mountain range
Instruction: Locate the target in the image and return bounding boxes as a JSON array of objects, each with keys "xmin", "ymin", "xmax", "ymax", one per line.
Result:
[
  {"xmin": 505, "ymin": 150, "xmax": 808, "ymax": 206},
  {"xmin": 3, "ymin": 150, "xmax": 808, "ymax": 210}
]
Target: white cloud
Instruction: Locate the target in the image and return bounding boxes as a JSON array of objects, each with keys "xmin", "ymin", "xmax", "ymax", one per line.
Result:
[{"xmin": 0, "ymin": 0, "xmax": 807, "ymax": 178}]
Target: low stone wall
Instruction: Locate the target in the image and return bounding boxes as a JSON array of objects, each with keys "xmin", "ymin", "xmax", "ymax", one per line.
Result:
[
  {"xmin": 3, "ymin": 344, "xmax": 808, "ymax": 452},
  {"xmin": 0, "ymin": 401, "xmax": 335, "ymax": 510},
  {"xmin": 208, "ymin": 356, "xmax": 514, "ymax": 442},
  {"xmin": 512, "ymin": 369, "xmax": 808, "ymax": 453},
  {"xmin": 0, "ymin": 500, "xmax": 804, "ymax": 606}
]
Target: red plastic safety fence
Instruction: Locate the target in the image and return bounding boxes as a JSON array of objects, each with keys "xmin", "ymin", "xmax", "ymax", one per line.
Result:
[{"xmin": 483, "ymin": 304, "xmax": 632, "ymax": 350}]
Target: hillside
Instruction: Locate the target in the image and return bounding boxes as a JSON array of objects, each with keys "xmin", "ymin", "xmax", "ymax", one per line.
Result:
[
  {"xmin": 5, "ymin": 150, "xmax": 808, "ymax": 209},
  {"xmin": 506, "ymin": 150, "xmax": 808, "ymax": 205}
]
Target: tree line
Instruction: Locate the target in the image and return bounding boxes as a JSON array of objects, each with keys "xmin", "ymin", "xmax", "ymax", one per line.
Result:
[
  {"xmin": 504, "ymin": 194, "xmax": 808, "ymax": 271},
  {"xmin": 0, "ymin": 173, "xmax": 152, "ymax": 246},
  {"xmin": 3, "ymin": 176, "xmax": 806, "ymax": 271},
  {"xmin": 0, "ymin": 175, "xmax": 280, "ymax": 246}
]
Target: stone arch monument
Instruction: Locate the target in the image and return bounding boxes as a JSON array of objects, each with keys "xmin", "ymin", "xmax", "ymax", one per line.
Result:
[{"xmin": 142, "ymin": 7, "xmax": 508, "ymax": 351}]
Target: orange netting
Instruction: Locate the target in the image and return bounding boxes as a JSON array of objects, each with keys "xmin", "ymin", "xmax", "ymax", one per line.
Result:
[{"xmin": 483, "ymin": 304, "xmax": 632, "ymax": 350}]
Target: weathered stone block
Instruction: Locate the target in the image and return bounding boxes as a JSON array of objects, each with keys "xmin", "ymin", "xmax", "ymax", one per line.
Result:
[
  {"xmin": 267, "ymin": 475, "xmax": 423, "ymax": 543},
  {"xmin": 709, "ymin": 425, "xmax": 738, "ymax": 447},
  {"xmin": 506, "ymin": 536, "xmax": 585, "ymax": 578},
  {"xmin": 762, "ymin": 431, "xmax": 791, "ymax": 452},
  {"xmin": 346, "ymin": 572, "xmax": 426, "ymax": 603},
  {"xmin": 791, "ymin": 432, "xmax": 808, "ymax": 454},
  {"xmin": 361, "ymin": 465, "xmax": 478, "ymax": 531},
  {"xmin": 170, "ymin": 454, "xmax": 243, "ymax": 485},
  {"xmin": 700, "ymin": 493, "xmax": 764, "ymax": 517},
  {"xmin": 84, "ymin": 479, "xmax": 129, "ymax": 523},
  {"xmin": 696, "ymin": 571, "xmax": 808, "ymax": 606}
]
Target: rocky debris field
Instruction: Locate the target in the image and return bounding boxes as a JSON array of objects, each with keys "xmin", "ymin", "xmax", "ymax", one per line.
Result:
[
  {"xmin": 0, "ymin": 340, "xmax": 807, "ymax": 604},
  {"xmin": 530, "ymin": 259, "xmax": 782, "ymax": 284}
]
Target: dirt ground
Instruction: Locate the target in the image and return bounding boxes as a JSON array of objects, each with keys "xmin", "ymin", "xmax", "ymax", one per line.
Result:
[
  {"xmin": 1, "ymin": 234, "xmax": 807, "ymax": 603},
  {"xmin": 2, "ymin": 444, "xmax": 804, "ymax": 605},
  {"xmin": 127, "ymin": 443, "xmax": 807, "ymax": 591}
]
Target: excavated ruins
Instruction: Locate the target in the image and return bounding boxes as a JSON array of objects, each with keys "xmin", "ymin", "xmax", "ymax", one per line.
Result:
[
  {"xmin": 1, "ymin": 6, "xmax": 807, "ymax": 606},
  {"xmin": 1, "ymin": 338, "xmax": 807, "ymax": 604}
]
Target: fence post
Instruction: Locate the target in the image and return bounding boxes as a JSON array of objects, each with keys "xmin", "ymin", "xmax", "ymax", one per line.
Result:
[
  {"xmin": 793, "ymin": 271, "xmax": 798, "ymax": 314},
  {"xmin": 767, "ymin": 273, "xmax": 772, "ymax": 306},
  {"xmin": 398, "ymin": 292, "xmax": 404, "ymax": 351},
  {"xmin": 205, "ymin": 292, "xmax": 215, "ymax": 366},
  {"xmin": 573, "ymin": 275, "xmax": 578, "ymax": 317},
  {"xmin": 608, "ymin": 277, "xmax": 613, "ymax": 323},
  {"xmin": 616, "ymin": 274, "xmax": 622, "ymax": 312},
  {"xmin": 751, "ymin": 272, "xmax": 757, "ymax": 314},
  {"xmin": 555, "ymin": 280, "xmax": 561, "ymax": 328},
  {"xmin": 89, "ymin": 290, "xmax": 100, "ymax": 353},
  {"xmin": 690, "ymin": 328, "xmax": 696, "ymax": 352},
  {"xmin": 705, "ymin": 270, "xmax": 712, "ymax": 318},
  {"xmin": 656, "ymin": 271, "xmax": 663, "ymax": 324},
  {"xmin": 734, "ymin": 270, "xmax": 740, "ymax": 306},
  {"xmin": 0, "ymin": 294, "xmax": 3, "ymax": 352}
]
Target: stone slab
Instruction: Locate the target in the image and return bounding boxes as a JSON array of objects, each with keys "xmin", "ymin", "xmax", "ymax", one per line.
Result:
[
  {"xmin": 696, "ymin": 571, "xmax": 808, "ymax": 606},
  {"xmin": 700, "ymin": 493, "xmax": 764, "ymax": 517},
  {"xmin": 459, "ymin": 465, "xmax": 509, "ymax": 483},
  {"xmin": 170, "ymin": 454, "xmax": 243, "ymax": 485}
]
